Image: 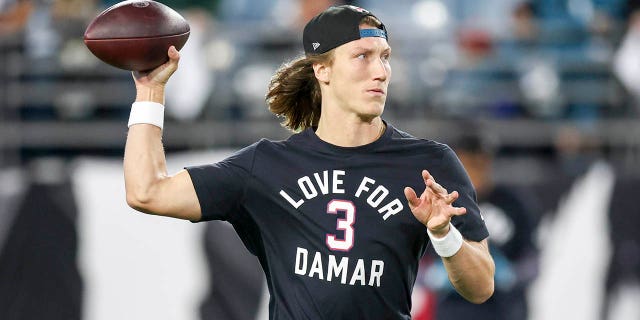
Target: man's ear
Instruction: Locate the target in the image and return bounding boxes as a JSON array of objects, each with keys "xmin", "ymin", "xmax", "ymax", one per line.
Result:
[{"xmin": 313, "ymin": 62, "xmax": 330, "ymax": 84}]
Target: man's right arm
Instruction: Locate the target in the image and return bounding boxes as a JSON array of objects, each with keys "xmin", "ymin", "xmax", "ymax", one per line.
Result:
[{"xmin": 124, "ymin": 46, "xmax": 202, "ymax": 221}]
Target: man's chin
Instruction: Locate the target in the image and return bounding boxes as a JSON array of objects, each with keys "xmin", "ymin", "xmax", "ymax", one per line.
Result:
[
  {"xmin": 369, "ymin": 102, "xmax": 386, "ymax": 116},
  {"xmin": 358, "ymin": 105, "xmax": 385, "ymax": 121}
]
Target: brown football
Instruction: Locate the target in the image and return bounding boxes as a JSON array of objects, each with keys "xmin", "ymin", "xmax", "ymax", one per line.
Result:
[{"xmin": 84, "ymin": 0, "xmax": 190, "ymax": 71}]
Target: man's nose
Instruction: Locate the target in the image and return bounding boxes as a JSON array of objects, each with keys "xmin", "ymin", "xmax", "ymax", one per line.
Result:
[{"xmin": 372, "ymin": 58, "xmax": 389, "ymax": 82}]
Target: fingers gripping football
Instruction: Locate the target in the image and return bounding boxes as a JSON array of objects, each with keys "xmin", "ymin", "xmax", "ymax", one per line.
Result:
[
  {"xmin": 404, "ymin": 170, "xmax": 467, "ymax": 235},
  {"xmin": 133, "ymin": 46, "xmax": 181, "ymax": 88}
]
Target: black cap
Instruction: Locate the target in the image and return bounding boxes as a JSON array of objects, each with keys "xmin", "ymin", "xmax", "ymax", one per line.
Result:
[{"xmin": 303, "ymin": 5, "xmax": 388, "ymax": 55}]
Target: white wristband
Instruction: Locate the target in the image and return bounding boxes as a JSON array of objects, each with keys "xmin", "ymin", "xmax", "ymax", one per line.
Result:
[
  {"xmin": 128, "ymin": 101, "xmax": 165, "ymax": 129},
  {"xmin": 427, "ymin": 223, "xmax": 464, "ymax": 258}
]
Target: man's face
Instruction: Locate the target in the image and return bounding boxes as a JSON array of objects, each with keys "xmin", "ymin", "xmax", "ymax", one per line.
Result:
[{"xmin": 320, "ymin": 26, "xmax": 391, "ymax": 121}]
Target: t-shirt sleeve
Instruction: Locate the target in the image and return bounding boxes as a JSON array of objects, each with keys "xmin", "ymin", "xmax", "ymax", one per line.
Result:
[
  {"xmin": 437, "ymin": 145, "xmax": 489, "ymax": 242},
  {"xmin": 185, "ymin": 144, "xmax": 256, "ymax": 222}
]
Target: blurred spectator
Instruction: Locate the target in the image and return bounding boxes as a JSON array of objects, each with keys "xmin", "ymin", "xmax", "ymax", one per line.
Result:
[
  {"xmin": 457, "ymin": 29, "xmax": 493, "ymax": 65},
  {"xmin": 297, "ymin": 0, "xmax": 337, "ymax": 28},
  {"xmin": 0, "ymin": 158, "xmax": 82, "ymax": 320},
  {"xmin": 413, "ymin": 130, "xmax": 539, "ymax": 320},
  {"xmin": 512, "ymin": 1, "xmax": 538, "ymax": 41},
  {"xmin": 164, "ymin": 9, "xmax": 215, "ymax": 121},
  {"xmin": 21, "ymin": 0, "xmax": 60, "ymax": 60},
  {"xmin": 199, "ymin": 221, "xmax": 266, "ymax": 320},
  {"xmin": 51, "ymin": 0, "xmax": 95, "ymax": 20},
  {"xmin": 0, "ymin": 0, "xmax": 32, "ymax": 37},
  {"xmin": 553, "ymin": 125, "xmax": 603, "ymax": 178}
]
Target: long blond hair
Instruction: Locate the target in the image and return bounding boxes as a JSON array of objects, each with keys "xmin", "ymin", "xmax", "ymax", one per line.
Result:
[{"xmin": 266, "ymin": 51, "xmax": 333, "ymax": 131}]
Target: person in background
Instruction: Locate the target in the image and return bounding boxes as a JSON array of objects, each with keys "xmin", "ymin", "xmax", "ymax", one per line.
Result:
[{"xmin": 415, "ymin": 131, "xmax": 538, "ymax": 320}]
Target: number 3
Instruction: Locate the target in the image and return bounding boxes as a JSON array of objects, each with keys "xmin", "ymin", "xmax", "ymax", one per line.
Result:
[{"xmin": 326, "ymin": 200, "xmax": 356, "ymax": 251}]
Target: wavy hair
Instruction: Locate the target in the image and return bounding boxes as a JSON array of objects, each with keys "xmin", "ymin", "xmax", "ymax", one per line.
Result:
[{"xmin": 266, "ymin": 51, "xmax": 333, "ymax": 131}]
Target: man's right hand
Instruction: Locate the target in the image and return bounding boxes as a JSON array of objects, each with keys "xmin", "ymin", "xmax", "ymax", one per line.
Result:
[{"xmin": 132, "ymin": 46, "xmax": 180, "ymax": 103}]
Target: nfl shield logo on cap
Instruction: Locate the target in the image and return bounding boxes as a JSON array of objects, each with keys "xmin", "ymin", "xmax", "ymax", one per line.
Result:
[{"xmin": 346, "ymin": 5, "xmax": 369, "ymax": 13}]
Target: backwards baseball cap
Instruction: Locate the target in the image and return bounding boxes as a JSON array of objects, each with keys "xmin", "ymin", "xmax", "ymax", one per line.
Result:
[{"xmin": 303, "ymin": 5, "xmax": 388, "ymax": 55}]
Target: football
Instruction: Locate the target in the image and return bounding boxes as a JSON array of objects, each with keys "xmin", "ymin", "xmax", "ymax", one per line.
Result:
[{"xmin": 83, "ymin": 0, "xmax": 190, "ymax": 71}]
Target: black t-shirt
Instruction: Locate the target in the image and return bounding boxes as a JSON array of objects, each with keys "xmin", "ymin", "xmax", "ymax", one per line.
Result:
[{"xmin": 186, "ymin": 122, "xmax": 488, "ymax": 320}]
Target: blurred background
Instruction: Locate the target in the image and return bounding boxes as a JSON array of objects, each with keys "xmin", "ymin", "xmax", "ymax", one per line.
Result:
[{"xmin": 1, "ymin": 0, "xmax": 640, "ymax": 319}]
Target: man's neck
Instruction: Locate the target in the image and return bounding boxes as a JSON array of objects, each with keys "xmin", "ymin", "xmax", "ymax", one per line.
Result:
[{"xmin": 314, "ymin": 115, "xmax": 385, "ymax": 147}]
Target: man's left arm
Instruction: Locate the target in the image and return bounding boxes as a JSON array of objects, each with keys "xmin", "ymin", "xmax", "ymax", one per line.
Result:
[
  {"xmin": 405, "ymin": 170, "xmax": 495, "ymax": 303},
  {"xmin": 440, "ymin": 238, "xmax": 494, "ymax": 303}
]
